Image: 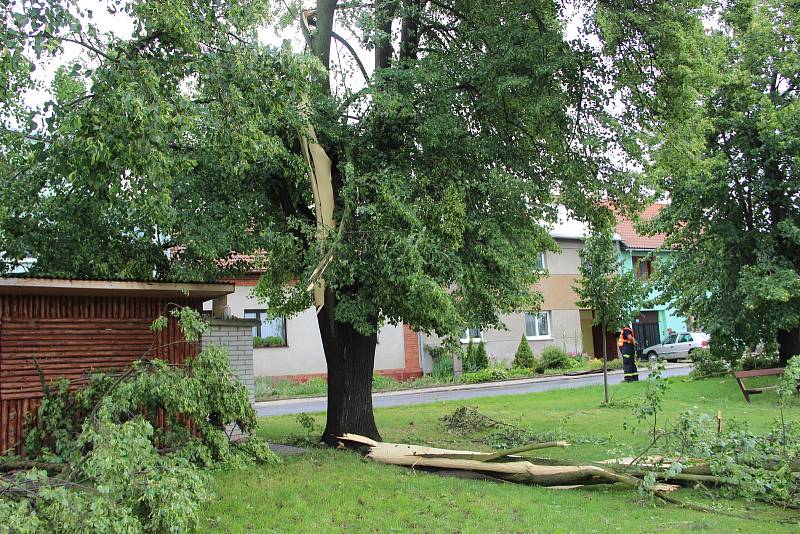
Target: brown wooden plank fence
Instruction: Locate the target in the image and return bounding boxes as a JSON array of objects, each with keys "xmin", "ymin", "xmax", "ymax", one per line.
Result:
[{"xmin": 0, "ymin": 294, "xmax": 202, "ymax": 455}]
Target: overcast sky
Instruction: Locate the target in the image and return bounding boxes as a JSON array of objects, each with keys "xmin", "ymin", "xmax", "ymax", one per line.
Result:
[{"xmin": 28, "ymin": 1, "xmax": 588, "ymax": 108}]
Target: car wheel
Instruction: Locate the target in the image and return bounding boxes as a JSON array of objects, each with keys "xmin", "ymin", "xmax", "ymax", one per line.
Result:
[{"xmin": 647, "ymin": 351, "xmax": 658, "ymax": 360}]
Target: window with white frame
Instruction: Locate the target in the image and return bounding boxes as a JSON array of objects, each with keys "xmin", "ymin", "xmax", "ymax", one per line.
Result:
[
  {"xmin": 460, "ymin": 326, "xmax": 482, "ymax": 343},
  {"xmin": 535, "ymin": 252, "xmax": 547, "ymax": 270},
  {"xmin": 525, "ymin": 311, "xmax": 551, "ymax": 339},
  {"xmin": 244, "ymin": 309, "xmax": 287, "ymax": 347}
]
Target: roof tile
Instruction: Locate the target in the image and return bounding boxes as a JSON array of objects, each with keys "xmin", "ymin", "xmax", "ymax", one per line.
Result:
[{"xmin": 615, "ymin": 203, "xmax": 668, "ymax": 250}]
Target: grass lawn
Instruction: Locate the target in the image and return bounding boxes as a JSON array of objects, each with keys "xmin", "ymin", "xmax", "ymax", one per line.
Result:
[
  {"xmin": 254, "ymin": 359, "xmax": 624, "ymax": 401},
  {"xmin": 207, "ymin": 376, "xmax": 800, "ymax": 533}
]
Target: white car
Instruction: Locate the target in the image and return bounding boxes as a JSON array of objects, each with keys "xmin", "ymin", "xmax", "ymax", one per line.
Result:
[{"xmin": 642, "ymin": 332, "xmax": 710, "ymax": 361}]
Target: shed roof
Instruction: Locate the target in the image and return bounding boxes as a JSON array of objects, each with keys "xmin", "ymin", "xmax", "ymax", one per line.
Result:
[{"xmin": 0, "ymin": 276, "xmax": 234, "ymax": 299}]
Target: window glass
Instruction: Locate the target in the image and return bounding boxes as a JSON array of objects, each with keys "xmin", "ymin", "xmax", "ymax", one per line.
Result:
[
  {"xmin": 524, "ymin": 313, "xmax": 538, "ymax": 337},
  {"xmin": 245, "ymin": 309, "xmax": 287, "ymax": 346},
  {"xmin": 243, "ymin": 310, "xmax": 259, "ymax": 337},
  {"xmin": 537, "ymin": 312, "xmax": 550, "ymax": 337},
  {"xmin": 263, "ymin": 317, "xmax": 286, "ymax": 342},
  {"xmin": 461, "ymin": 327, "xmax": 482, "ymax": 342},
  {"xmin": 678, "ymin": 334, "xmax": 692, "ymax": 343},
  {"xmin": 525, "ymin": 312, "xmax": 551, "ymax": 338},
  {"xmin": 664, "ymin": 334, "xmax": 677, "ymax": 344},
  {"xmin": 535, "ymin": 252, "xmax": 546, "ymax": 270},
  {"xmin": 633, "ymin": 257, "xmax": 653, "ymax": 280}
]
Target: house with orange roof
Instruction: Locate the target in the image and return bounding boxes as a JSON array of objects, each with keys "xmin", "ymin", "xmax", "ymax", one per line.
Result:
[{"xmin": 613, "ymin": 203, "xmax": 688, "ymax": 353}]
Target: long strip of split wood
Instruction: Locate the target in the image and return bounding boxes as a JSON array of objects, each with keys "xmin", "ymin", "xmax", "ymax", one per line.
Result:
[{"xmin": 337, "ymin": 434, "xmax": 677, "ymax": 490}]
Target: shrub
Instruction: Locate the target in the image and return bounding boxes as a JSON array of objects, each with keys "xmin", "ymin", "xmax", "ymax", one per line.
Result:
[
  {"xmin": 540, "ymin": 345, "xmax": 571, "ymax": 369},
  {"xmin": 512, "ymin": 335, "xmax": 535, "ymax": 369},
  {"xmin": 253, "ymin": 335, "xmax": 285, "ymax": 348},
  {"xmin": 738, "ymin": 352, "xmax": 779, "ymax": 371},
  {"xmin": 690, "ymin": 348, "xmax": 730, "ymax": 378},
  {"xmin": 473, "ymin": 342, "xmax": 489, "ymax": 371},
  {"xmin": 461, "ymin": 368, "xmax": 508, "ymax": 383},
  {"xmin": 462, "ymin": 340, "xmax": 475, "ymax": 372},
  {"xmin": 462, "ymin": 340, "xmax": 489, "ymax": 373},
  {"xmin": 430, "ymin": 353, "xmax": 455, "ymax": 380},
  {"xmin": 568, "ymin": 351, "xmax": 589, "ymax": 365},
  {"xmin": 427, "ymin": 339, "xmax": 461, "ymax": 380}
]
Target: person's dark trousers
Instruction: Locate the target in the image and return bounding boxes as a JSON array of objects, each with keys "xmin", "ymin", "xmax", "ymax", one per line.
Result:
[{"xmin": 622, "ymin": 353, "xmax": 639, "ymax": 382}]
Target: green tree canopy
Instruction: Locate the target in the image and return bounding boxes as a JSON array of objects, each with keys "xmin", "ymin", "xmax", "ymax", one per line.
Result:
[
  {"xmin": 648, "ymin": 0, "xmax": 800, "ymax": 364},
  {"xmin": 1, "ymin": 0, "xmax": 705, "ymax": 440}
]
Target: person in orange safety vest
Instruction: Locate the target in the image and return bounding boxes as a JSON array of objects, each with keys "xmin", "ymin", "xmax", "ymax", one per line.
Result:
[{"xmin": 618, "ymin": 325, "xmax": 639, "ymax": 382}]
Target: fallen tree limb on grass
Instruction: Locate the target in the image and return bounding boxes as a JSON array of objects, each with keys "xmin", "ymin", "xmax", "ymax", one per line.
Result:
[
  {"xmin": 337, "ymin": 434, "xmax": 677, "ymax": 490},
  {"xmin": 335, "ymin": 433, "xmax": 800, "ymax": 523}
]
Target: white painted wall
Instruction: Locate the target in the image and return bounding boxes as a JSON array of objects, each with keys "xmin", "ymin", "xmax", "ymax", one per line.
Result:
[
  {"xmin": 421, "ymin": 309, "xmax": 585, "ymax": 369},
  {"xmin": 204, "ymin": 286, "xmax": 406, "ymax": 377}
]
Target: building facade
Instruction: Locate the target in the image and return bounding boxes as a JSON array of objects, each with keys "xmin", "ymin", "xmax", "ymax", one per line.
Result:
[
  {"xmin": 615, "ymin": 203, "xmax": 688, "ymax": 350},
  {"xmin": 211, "ymin": 203, "xmax": 690, "ymax": 378},
  {"xmin": 203, "ymin": 276, "xmax": 423, "ymax": 380}
]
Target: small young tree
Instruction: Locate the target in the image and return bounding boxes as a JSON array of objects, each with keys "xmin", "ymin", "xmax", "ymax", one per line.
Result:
[
  {"xmin": 463, "ymin": 339, "xmax": 475, "ymax": 373},
  {"xmin": 575, "ymin": 224, "xmax": 648, "ymax": 403},
  {"xmin": 473, "ymin": 341, "xmax": 489, "ymax": 371},
  {"xmin": 513, "ymin": 335, "xmax": 536, "ymax": 369}
]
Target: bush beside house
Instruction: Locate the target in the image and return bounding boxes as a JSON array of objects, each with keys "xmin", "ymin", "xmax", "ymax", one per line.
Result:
[
  {"xmin": 512, "ymin": 335, "xmax": 536, "ymax": 369},
  {"xmin": 541, "ymin": 346, "xmax": 571, "ymax": 370}
]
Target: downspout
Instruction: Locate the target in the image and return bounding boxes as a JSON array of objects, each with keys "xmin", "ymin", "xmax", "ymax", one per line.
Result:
[{"xmin": 418, "ymin": 332, "xmax": 427, "ymax": 374}]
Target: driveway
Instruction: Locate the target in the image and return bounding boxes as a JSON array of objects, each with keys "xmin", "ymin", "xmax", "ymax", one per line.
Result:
[{"xmin": 254, "ymin": 363, "xmax": 692, "ymax": 417}]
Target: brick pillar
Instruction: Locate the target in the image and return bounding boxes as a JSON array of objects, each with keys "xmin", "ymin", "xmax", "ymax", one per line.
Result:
[
  {"xmin": 202, "ymin": 318, "xmax": 259, "ymax": 439},
  {"xmin": 402, "ymin": 324, "xmax": 423, "ymax": 379}
]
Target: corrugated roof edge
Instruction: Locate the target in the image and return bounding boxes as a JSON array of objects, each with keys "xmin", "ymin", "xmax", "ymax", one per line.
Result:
[
  {"xmin": 0, "ymin": 275, "xmax": 234, "ymax": 300},
  {"xmin": 0, "ymin": 272, "xmax": 219, "ymax": 284}
]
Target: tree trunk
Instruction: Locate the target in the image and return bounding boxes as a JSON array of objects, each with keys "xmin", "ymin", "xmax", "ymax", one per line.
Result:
[
  {"xmin": 602, "ymin": 322, "xmax": 609, "ymax": 404},
  {"xmin": 777, "ymin": 326, "xmax": 800, "ymax": 367},
  {"xmin": 317, "ymin": 286, "xmax": 381, "ymax": 445}
]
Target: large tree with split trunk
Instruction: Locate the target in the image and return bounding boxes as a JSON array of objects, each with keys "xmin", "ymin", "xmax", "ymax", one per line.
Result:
[{"xmin": 0, "ymin": 0, "xmax": 703, "ymax": 442}]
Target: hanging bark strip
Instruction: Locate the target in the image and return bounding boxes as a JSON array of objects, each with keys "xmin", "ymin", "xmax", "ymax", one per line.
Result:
[
  {"xmin": 298, "ymin": 97, "xmax": 336, "ymax": 311},
  {"xmin": 297, "ymin": 7, "xmax": 336, "ymax": 311}
]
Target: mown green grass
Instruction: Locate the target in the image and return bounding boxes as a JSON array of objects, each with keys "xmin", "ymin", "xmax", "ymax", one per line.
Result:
[
  {"xmin": 207, "ymin": 376, "xmax": 800, "ymax": 533},
  {"xmin": 253, "ymin": 358, "xmax": 623, "ymax": 401}
]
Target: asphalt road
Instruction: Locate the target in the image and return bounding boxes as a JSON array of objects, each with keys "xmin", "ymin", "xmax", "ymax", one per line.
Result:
[{"xmin": 254, "ymin": 364, "xmax": 692, "ymax": 417}]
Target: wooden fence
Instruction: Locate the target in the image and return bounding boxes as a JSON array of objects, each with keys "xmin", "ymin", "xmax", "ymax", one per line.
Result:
[{"xmin": 0, "ymin": 294, "xmax": 202, "ymax": 455}]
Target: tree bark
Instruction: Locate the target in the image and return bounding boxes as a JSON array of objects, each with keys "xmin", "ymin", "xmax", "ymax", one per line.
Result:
[
  {"xmin": 399, "ymin": 0, "xmax": 421, "ymax": 62},
  {"xmin": 375, "ymin": 0, "xmax": 399, "ymax": 70},
  {"xmin": 317, "ymin": 286, "xmax": 381, "ymax": 444},
  {"xmin": 777, "ymin": 326, "xmax": 800, "ymax": 367},
  {"xmin": 602, "ymin": 322, "xmax": 609, "ymax": 404},
  {"xmin": 313, "ymin": 0, "xmax": 338, "ymax": 74}
]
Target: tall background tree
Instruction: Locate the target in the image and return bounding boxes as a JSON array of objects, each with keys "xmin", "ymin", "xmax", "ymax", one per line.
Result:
[
  {"xmin": 1, "ymin": 0, "xmax": 704, "ymax": 442},
  {"xmin": 575, "ymin": 220, "xmax": 647, "ymax": 402},
  {"xmin": 649, "ymin": 0, "xmax": 800, "ymax": 366}
]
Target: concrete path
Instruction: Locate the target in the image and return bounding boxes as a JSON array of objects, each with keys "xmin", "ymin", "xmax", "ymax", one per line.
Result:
[{"xmin": 254, "ymin": 363, "xmax": 692, "ymax": 417}]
